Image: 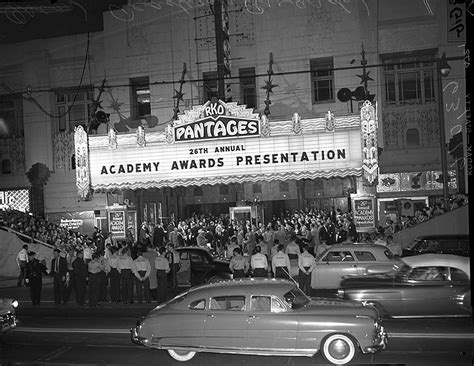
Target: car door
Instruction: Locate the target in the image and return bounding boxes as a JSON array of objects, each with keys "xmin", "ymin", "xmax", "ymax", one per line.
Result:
[
  {"xmin": 247, "ymin": 295, "xmax": 297, "ymax": 352},
  {"xmin": 401, "ymin": 266, "xmax": 453, "ymax": 316},
  {"xmin": 204, "ymin": 294, "xmax": 248, "ymax": 350},
  {"xmin": 312, "ymin": 250, "xmax": 358, "ymax": 289},
  {"xmin": 176, "ymin": 251, "xmax": 191, "ymax": 287}
]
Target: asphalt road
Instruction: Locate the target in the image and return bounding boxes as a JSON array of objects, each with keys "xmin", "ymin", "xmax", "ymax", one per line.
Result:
[{"xmin": 1, "ymin": 282, "xmax": 473, "ymax": 366}]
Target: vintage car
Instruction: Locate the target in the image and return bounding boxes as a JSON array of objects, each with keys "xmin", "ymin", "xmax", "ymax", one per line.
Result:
[
  {"xmin": 131, "ymin": 278, "xmax": 387, "ymax": 365},
  {"xmin": 175, "ymin": 247, "xmax": 233, "ymax": 287},
  {"xmin": 338, "ymin": 254, "xmax": 471, "ymax": 318},
  {"xmin": 311, "ymin": 244, "xmax": 399, "ymax": 289},
  {"xmin": 402, "ymin": 234, "xmax": 469, "ymax": 257},
  {"xmin": 0, "ymin": 298, "xmax": 19, "ymax": 333}
]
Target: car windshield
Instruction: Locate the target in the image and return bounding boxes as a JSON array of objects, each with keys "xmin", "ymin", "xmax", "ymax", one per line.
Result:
[
  {"xmin": 283, "ymin": 286, "xmax": 310, "ymax": 309},
  {"xmin": 393, "ymin": 263, "xmax": 412, "ymax": 278}
]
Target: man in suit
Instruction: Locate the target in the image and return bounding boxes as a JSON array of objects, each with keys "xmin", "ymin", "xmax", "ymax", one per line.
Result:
[{"xmin": 50, "ymin": 249, "xmax": 68, "ymax": 305}]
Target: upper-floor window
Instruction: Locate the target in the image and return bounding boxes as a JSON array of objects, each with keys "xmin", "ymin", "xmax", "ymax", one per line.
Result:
[
  {"xmin": 130, "ymin": 77, "xmax": 151, "ymax": 119},
  {"xmin": 0, "ymin": 94, "xmax": 24, "ymax": 137},
  {"xmin": 239, "ymin": 67, "xmax": 256, "ymax": 109},
  {"xmin": 56, "ymin": 88, "xmax": 93, "ymax": 133},
  {"xmin": 203, "ymin": 72, "xmax": 218, "ymax": 103},
  {"xmin": 310, "ymin": 57, "xmax": 334, "ymax": 103},
  {"xmin": 382, "ymin": 51, "xmax": 436, "ymax": 105},
  {"xmin": 406, "ymin": 128, "xmax": 420, "ymax": 147}
]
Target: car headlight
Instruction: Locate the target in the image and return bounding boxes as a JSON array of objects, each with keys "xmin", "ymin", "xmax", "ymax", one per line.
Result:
[
  {"xmin": 11, "ymin": 300, "xmax": 19, "ymax": 308},
  {"xmin": 337, "ymin": 289, "xmax": 345, "ymax": 298}
]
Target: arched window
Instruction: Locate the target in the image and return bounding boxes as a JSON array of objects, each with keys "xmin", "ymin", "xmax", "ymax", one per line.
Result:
[
  {"xmin": 71, "ymin": 154, "xmax": 76, "ymax": 170},
  {"xmin": 406, "ymin": 128, "xmax": 420, "ymax": 147},
  {"xmin": 1, "ymin": 159, "xmax": 12, "ymax": 174}
]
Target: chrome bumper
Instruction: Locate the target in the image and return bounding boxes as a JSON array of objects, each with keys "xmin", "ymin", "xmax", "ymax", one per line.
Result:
[
  {"xmin": 365, "ymin": 325, "xmax": 388, "ymax": 353},
  {"xmin": 130, "ymin": 325, "xmax": 146, "ymax": 346},
  {"xmin": 1, "ymin": 314, "xmax": 19, "ymax": 333}
]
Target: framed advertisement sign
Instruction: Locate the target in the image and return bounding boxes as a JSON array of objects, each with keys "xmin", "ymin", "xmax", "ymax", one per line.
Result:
[
  {"xmin": 108, "ymin": 210, "xmax": 126, "ymax": 239},
  {"xmin": 351, "ymin": 196, "xmax": 376, "ymax": 232}
]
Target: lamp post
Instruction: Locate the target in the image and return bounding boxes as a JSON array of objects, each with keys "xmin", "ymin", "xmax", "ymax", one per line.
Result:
[{"xmin": 436, "ymin": 52, "xmax": 451, "ymax": 205}]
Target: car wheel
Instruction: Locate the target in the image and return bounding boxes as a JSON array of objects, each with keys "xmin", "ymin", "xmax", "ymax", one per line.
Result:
[
  {"xmin": 167, "ymin": 349, "xmax": 196, "ymax": 362},
  {"xmin": 321, "ymin": 333, "xmax": 358, "ymax": 365}
]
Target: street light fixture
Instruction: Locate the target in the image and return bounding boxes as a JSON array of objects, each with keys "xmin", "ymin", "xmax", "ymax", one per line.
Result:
[{"xmin": 437, "ymin": 52, "xmax": 451, "ymax": 206}]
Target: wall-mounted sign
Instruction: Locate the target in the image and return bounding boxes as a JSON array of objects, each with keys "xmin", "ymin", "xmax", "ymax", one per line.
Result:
[
  {"xmin": 173, "ymin": 100, "xmax": 260, "ymax": 143},
  {"xmin": 447, "ymin": 0, "xmax": 466, "ymax": 43},
  {"xmin": 352, "ymin": 196, "xmax": 376, "ymax": 232},
  {"xmin": 377, "ymin": 171, "xmax": 457, "ymax": 193},
  {"xmin": 47, "ymin": 211, "xmax": 94, "ymax": 236},
  {"xmin": 108, "ymin": 210, "xmax": 126, "ymax": 239}
]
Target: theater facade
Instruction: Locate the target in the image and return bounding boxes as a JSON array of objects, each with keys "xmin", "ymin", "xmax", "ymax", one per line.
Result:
[{"xmin": 75, "ymin": 99, "xmax": 379, "ymax": 238}]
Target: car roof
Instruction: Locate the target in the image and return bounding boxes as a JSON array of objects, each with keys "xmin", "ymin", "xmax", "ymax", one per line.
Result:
[
  {"xmin": 414, "ymin": 234, "xmax": 469, "ymax": 240},
  {"xmin": 324, "ymin": 243, "xmax": 390, "ymax": 252},
  {"xmin": 402, "ymin": 254, "xmax": 470, "ymax": 276},
  {"xmin": 188, "ymin": 278, "xmax": 296, "ymax": 296}
]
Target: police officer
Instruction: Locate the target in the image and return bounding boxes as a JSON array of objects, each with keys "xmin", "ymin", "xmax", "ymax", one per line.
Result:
[
  {"xmin": 25, "ymin": 251, "xmax": 47, "ymax": 306},
  {"xmin": 62, "ymin": 248, "xmax": 76, "ymax": 304},
  {"xmin": 155, "ymin": 247, "xmax": 170, "ymax": 303},
  {"xmin": 107, "ymin": 246, "xmax": 121, "ymax": 302},
  {"xmin": 229, "ymin": 247, "xmax": 249, "ymax": 278},
  {"xmin": 250, "ymin": 246, "xmax": 268, "ymax": 278},
  {"xmin": 271, "ymin": 244, "xmax": 291, "ymax": 279},
  {"xmin": 72, "ymin": 250, "xmax": 88, "ymax": 306},
  {"xmin": 298, "ymin": 244, "xmax": 316, "ymax": 296},
  {"xmin": 134, "ymin": 250, "xmax": 151, "ymax": 304},
  {"xmin": 117, "ymin": 248, "xmax": 135, "ymax": 304},
  {"xmin": 88, "ymin": 252, "xmax": 103, "ymax": 307}
]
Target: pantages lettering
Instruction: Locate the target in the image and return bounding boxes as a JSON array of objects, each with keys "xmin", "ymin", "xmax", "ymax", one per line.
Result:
[{"xmin": 174, "ymin": 117, "xmax": 259, "ymax": 142}]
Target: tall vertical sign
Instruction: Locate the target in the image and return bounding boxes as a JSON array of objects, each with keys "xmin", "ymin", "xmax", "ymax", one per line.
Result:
[{"xmin": 214, "ymin": 0, "xmax": 231, "ymax": 101}]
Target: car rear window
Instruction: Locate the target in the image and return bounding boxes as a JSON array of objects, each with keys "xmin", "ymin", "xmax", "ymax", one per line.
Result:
[
  {"xmin": 210, "ymin": 295, "xmax": 245, "ymax": 311},
  {"xmin": 450, "ymin": 268, "xmax": 469, "ymax": 281},
  {"xmin": 354, "ymin": 251, "xmax": 376, "ymax": 261}
]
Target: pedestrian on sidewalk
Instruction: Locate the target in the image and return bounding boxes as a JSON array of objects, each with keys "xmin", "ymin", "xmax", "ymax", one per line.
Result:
[
  {"xmin": 155, "ymin": 247, "xmax": 170, "ymax": 304},
  {"xmin": 16, "ymin": 244, "xmax": 28, "ymax": 287},
  {"xmin": 72, "ymin": 251, "xmax": 88, "ymax": 306},
  {"xmin": 50, "ymin": 248, "xmax": 67, "ymax": 305},
  {"xmin": 134, "ymin": 250, "xmax": 151, "ymax": 304}
]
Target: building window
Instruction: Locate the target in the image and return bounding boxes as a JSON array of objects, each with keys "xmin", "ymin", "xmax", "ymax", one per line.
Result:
[
  {"xmin": 203, "ymin": 72, "xmax": 218, "ymax": 103},
  {"xmin": 382, "ymin": 50, "xmax": 436, "ymax": 105},
  {"xmin": 239, "ymin": 67, "xmax": 256, "ymax": 109},
  {"xmin": 406, "ymin": 128, "xmax": 420, "ymax": 147},
  {"xmin": 279, "ymin": 181, "xmax": 289, "ymax": 192},
  {"xmin": 0, "ymin": 95, "xmax": 24, "ymax": 137},
  {"xmin": 1, "ymin": 159, "xmax": 12, "ymax": 175},
  {"xmin": 194, "ymin": 186, "xmax": 203, "ymax": 196},
  {"xmin": 310, "ymin": 57, "xmax": 334, "ymax": 103},
  {"xmin": 71, "ymin": 154, "xmax": 76, "ymax": 170},
  {"xmin": 130, "ymin": 77, "xmax": 151, "ymax": 119},
  {"xmin": 56, "ymin": 88, "xmax": 93, "ymax": 133}
]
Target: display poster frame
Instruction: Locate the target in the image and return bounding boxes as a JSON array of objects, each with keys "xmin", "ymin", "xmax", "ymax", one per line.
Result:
[
  {"xmin": 108, "ymin": 210, "xmax": 126, "ymax": 239},
  {"xmin": 351, "ymin": 196, "xmax": 376, "ymax": 232}
]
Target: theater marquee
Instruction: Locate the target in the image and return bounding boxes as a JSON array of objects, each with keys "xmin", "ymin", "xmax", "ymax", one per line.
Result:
[{"xmin": 75, "ymin": 100, "xmax": 378, "ymax": 197}]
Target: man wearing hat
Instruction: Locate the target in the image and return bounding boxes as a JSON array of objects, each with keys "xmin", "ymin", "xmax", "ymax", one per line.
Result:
[
  {"xmin": 51, "ymin": 248, "xmax": 68, "ymax": 305},
  {"xmin": 25, "ymin": 251, "xmax": 47, "ymax": 306}
]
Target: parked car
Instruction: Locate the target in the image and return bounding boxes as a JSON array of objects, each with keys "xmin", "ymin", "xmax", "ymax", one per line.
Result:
[
  {"xmin": 338, "ymin": 254, "xmax": 471, "ymax": 318},
  {"xmin": 175, "ymin": 247, "xmax": 233, "ymax": 287},
  {"xmin": 0, "ymin": 298, "xmax": 19, "ymax": 333},
  {"xmin": 131, "ymin": 278, "xmax": 387, "ymax": 365},
  {"xmin": 311, "ymin": 244, "xmax": 399, "ymax": 289},
  {"xmin": 402, "ymin": 234, "xmax": 469, "ymax": 257}
]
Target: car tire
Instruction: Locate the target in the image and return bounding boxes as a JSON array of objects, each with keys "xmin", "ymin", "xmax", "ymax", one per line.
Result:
[
  {"xmin": 167, "ymin": 349, "xmax": 196, "ymax": 362},
  {"xmin": 321, "ymin": 333, "xmax": 358, "ymax": 365}
]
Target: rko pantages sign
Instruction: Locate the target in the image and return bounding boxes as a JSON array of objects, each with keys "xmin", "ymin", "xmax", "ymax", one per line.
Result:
[
  {"xmin": 173, "ymin": 100, "xmax": 260, "ymax": 142},
  {"xmin": 74, "ymin": 100, "xmax": 379, "ymax": 196}
]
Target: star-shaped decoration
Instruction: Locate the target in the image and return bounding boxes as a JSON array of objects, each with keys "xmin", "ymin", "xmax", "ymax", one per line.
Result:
[
  {"xmin": 173, "ymin": 89, "xmax": 185, "ymax": 103},
  {"xmin": 356, "ymin": 70, "xmax": 374, "ymax": 84},
  {"xmin": 261, "ymin": 79, "xmax": 278, "ymax": 94},
  {"xmin": 108, "ymin": 95, "xmax": 124, "ymax": 113}
]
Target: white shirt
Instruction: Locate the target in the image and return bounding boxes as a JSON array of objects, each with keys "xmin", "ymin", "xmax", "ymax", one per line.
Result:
[
  {"xmin": 250, "ymin": 253, "xmax": 268, "ymax": 270},
  {"xmin": 134, "ymin": 256, "xmax": 151, "ymax": 279},
  {"xmin": 17, "ymin": 248, "xmax": 28, "ymax": 264}
]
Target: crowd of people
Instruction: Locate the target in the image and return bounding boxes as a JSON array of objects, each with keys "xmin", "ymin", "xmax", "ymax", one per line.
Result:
[{"xmin": 2, "ymin": 192, "xmax": 468, "ymax": 306}]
